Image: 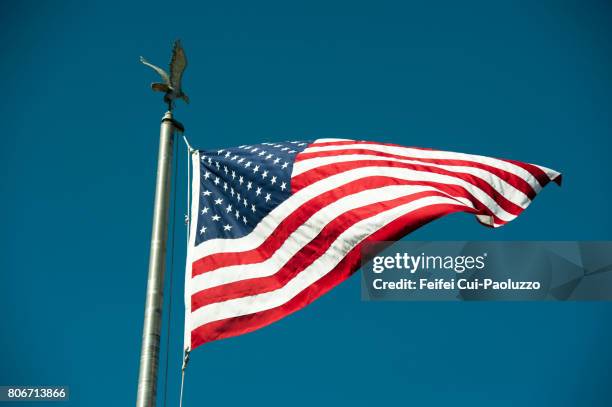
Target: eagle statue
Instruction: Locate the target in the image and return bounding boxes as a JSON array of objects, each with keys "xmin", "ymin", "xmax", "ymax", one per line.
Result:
[{"xmin": 140, "ymin": 40, "xmax": 189, "ymax": 110}]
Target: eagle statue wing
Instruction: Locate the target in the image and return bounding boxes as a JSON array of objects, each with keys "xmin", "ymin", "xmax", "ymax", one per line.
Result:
[
  {"xmin": 169, "ymin": 40, "xmax": 188, "ymax": 89},
  {"xmin": 140, "ymin": 56, "xmax": 170, "ymax": 84}
]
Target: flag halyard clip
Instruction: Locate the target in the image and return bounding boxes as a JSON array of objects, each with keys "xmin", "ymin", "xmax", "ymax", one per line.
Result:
[
  {"xmin": 182, "ymin": 134, "xmax": 196, "ymax": 155},
  {"xmin": 179, "ymin": 348, "xmax": 191, "ymax": 407},
  {"xmin": 181, "ymin": 348, "xmax": 191, "ymax": 371}
]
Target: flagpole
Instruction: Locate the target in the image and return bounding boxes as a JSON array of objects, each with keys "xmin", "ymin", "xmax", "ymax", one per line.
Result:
[{"xmin": 136, "ymin": 111, "xmax": 183, "ymax": 407}]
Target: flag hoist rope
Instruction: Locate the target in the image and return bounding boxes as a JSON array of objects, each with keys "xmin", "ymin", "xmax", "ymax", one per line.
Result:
[
  {"xmin": 160, "ymin": 132, "xmax": 193, "ymax": 407},
  {"xmin": 179, "ymin": 134, "xmax": 194, "ymax": 407}
]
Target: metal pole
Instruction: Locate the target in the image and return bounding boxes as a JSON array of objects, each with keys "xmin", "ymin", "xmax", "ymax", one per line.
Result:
[{"xmin": 136, "ymin": 111, "xmax": 178, "ymax": 407}]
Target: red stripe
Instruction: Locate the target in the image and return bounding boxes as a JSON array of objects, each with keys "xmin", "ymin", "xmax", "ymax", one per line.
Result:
[
  {"xmin": 192, "ymin": 176, "xmax": 506, "ymax": 276},
  {"xmin": 190, "ymin": 202, "xmax": 467, "ymax": 349},
  {"xmin": 501, "ymin": 159, "xmax": 554, "ymax": 187},
  {"xmin": 295, "ymin": 148, "xmax": 537, "ymax": 199},
  {"xmin": 292, "ymin": 160, "xmax": 524, "ymax": 217},
  {"xmin": 191, "ymin": 190, "xmax": 459, "ymax": 311}
]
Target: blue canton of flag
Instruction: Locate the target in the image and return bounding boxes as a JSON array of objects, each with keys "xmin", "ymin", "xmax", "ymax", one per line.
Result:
[{"xmin": 195, "ymin": 140, "xmax": 313, "ymax": 245}]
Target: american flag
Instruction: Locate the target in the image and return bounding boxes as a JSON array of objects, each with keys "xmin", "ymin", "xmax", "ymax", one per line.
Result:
[{"xmin": 184, "ymin": 139, "xmax": 561, "ymax": 350}]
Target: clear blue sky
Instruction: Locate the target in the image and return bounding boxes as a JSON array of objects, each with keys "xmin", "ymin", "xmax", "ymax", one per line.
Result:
[{"xmin": 2, "ymin": 1, "xmax": 612, "ymax": 406}]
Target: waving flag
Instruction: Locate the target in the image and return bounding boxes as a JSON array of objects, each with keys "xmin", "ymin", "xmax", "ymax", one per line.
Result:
[{"xmin": 184, "ymin": 139, "xmax": 561, "ymax": 350}]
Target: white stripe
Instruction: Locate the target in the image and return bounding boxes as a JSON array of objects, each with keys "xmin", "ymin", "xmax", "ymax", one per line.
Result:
[
  {"xmin": 190, "ymin": 184, "xmax": 470, "ymax": 294},
  {"xmin": 189, "ymin": 195, "xmax": 463, "ymax": 329},
  {"xmin": 534, "ymin": 164, "xmax": 561, "ymax": 181},
  {"xmin": 304, "ymin": 142, "xmax": 544, "ymax": 192},
  {"xmin": 293, "ymin": 153, "xmax": 531, "ymax": 209},
  {"xmin": 189, "ymin": 165, "xmax": 516, "ymax": 261}
]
